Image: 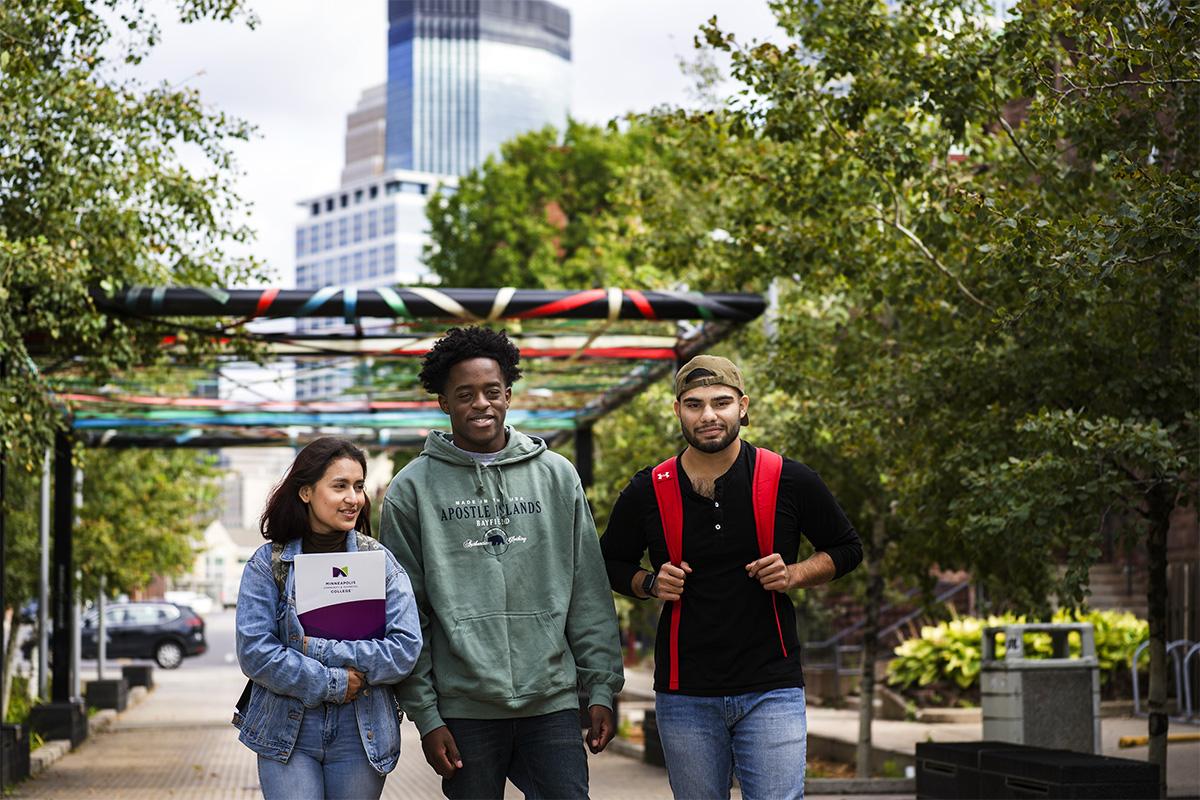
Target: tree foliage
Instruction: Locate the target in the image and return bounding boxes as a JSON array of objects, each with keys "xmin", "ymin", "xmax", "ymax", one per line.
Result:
[
  {"xmin": 0, "ymin": 0, "xmax": 265, "ymax": 463},
  {"xmin": 424, "ymin": 119, "xmax": 659, "ymax": 289}
]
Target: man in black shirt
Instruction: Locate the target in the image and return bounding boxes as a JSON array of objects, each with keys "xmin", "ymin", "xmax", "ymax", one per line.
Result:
[{"xmin": 601, "ymin": 355, "xmax": 862, "ymax": 800}]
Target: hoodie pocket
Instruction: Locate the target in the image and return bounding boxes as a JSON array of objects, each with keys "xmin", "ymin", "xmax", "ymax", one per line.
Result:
[{"xmin": 439, "ymin": 611, "xmax": 573, "ymax": 700}]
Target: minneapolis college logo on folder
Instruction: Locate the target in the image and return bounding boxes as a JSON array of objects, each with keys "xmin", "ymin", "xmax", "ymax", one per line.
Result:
[{"xmin": 293, "ymin": 550, "xmax": 386, "ymax": 640}]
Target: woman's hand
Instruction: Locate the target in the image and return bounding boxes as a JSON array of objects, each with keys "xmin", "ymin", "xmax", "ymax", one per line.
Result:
[{"xmin": 343, "ymin": 668, "xmax": 365, "ymax": 703}]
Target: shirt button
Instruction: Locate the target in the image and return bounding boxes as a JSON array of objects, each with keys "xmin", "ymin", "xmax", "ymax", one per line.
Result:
[
  {"xmin": 714, "ymin": 502, "xmax": 720, "ymax": 507},
  {"xmin": 715, "ymin": 524, "xmax": 722, "ymax": 530}
]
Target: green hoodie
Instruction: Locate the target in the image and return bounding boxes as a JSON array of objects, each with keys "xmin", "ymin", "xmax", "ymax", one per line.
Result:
[{"xmin": 380, "ymin": 428, "xmax": 624, "ymax": 735}]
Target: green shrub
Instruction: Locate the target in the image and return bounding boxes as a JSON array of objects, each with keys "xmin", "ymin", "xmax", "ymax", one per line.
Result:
[{"xmin": 887, "ymin": 609, "xmax": 1148, "ymax": 694}]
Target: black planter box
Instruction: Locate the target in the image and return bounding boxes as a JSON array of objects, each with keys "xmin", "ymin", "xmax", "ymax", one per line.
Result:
[
  {"xmin": 29, "ymin": 701, "xmax": 88, "ymax": 748},
  {"xmin": 917, "ymin": 741, "xmax": 1158, "ymax": 800},
  {"xmin": 917, "ymin": 741, "xmax": 1043, "ymax": 799},
  {"xmin": 1, "ymin": 723, "xmax": 31, "ymax": 786},
  {"xmin": 85, "ymin": 678, "xmax": 129, "ymax": 711},
  {"xmin": 122, "ymin": 664, "xmax": 154, "ymax": 690},
  {"xmin": 979, "ymin": 747, "xmax": 1157, "ymax": 799}
]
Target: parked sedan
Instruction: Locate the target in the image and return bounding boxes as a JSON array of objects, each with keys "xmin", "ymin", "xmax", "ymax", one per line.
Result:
[{"xmin": 81, "ymin": 601, "xmax": 207, "ymax": 669}]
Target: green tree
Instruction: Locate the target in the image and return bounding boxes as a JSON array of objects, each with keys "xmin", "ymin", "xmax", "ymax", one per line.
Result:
[
  {"xmin": 638, "ymin": 0, "xmax": 1198, "ymax": 780},
  {"xmin": 0, "ymin": 0, "xmax": 264, "ymax": 463},
  {"xmin": 1, "ymin": 448, "xmax": 220, "ymax": 716},
  {"xmin": 424, "ymin": 119, "xmax": 658, "ymax": 288}
]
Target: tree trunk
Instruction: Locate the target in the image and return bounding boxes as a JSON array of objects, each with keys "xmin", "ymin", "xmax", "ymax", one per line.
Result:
[
  {"xmin": 1145, "ymin": 485, "xmax": 1171, "ymax": 798},
  {"xmin": 856, "ymin": 515, "xmax": 885, "ymax": 778}
]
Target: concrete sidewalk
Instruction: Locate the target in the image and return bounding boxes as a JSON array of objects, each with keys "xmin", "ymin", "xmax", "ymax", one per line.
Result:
[
  {"xmin": 15, "ymin": 662, "xmax": 1198, "ymax": 798},
  {"xmin": 12, "ymin": 665, "xmax": 681, "ymax": 800}
]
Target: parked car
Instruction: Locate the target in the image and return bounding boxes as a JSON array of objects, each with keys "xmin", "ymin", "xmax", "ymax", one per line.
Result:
[{"xmin": 81, "ymin": 601, "xmax": 207, "ymax": 669}]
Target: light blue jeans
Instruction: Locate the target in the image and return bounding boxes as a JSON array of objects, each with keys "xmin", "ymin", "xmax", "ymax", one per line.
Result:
[
  {"xmin": 655, "ymin": 687, "xmax": 807, "ymax": 800},
  {"xmin": 257, "ymin": 700, "xmax": 385, "ymax": 800}
]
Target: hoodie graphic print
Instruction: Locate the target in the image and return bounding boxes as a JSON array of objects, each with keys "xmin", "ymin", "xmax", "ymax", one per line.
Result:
[{"xmin": 380, "ymin": 428, "xmax": 624, "ymax": 735}]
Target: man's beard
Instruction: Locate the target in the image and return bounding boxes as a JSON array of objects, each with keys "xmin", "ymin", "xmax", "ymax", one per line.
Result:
[{"xmin": 682, "ymin": 421, "xmax": 740, "ymax": 453}]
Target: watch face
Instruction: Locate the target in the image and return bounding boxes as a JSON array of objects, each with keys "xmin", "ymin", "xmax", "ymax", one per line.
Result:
[{"xmin": 643, "ymin": 573, "xmax": 656, "ymax": 596}]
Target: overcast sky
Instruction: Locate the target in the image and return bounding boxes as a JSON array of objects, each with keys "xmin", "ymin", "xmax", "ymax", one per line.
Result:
[{"xmin": 130, "ymin": 1, "xmax": 783, "ymax": 286}]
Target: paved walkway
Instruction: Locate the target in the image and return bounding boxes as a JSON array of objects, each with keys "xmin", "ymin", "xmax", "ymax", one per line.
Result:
[
  {"xmin": 14, "ymin": 660, "xmax": 1198, "ymax": 798},
  {"xmin": 13, "ymin": 665, "xmax": 684, "ymax": 800}
]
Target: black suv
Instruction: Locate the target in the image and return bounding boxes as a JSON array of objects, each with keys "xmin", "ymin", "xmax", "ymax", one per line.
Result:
[{"xmin": 81, "ymin": 601, "xmax": 207, "ymax": 669}]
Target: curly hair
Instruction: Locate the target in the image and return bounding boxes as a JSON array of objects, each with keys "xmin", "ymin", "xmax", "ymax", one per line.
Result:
[{"xmin": 418, "ymin": 326, "xmax": 523, "ymax": 394}]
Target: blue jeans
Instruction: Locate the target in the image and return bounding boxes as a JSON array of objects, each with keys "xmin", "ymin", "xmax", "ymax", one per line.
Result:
[
  {"xmin": 442, "ymin": 709, "xmax": 589, "ymax": 799},
  {"xmin": 655, "ymin": 687, "xmax": 807, "ymax": 800},
  {"xmin": 257, "ymin": 701, "xmax": 386, "ymax": 800}
]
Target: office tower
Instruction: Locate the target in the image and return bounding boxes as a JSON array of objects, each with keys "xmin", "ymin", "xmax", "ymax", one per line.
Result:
[
  {"xmin": 293, "ymin": 0, "xmax": 571, "ymax": 400},
  {"xmin": 385, "ymin": 0, "xmax": 572, "ymax": 175}
]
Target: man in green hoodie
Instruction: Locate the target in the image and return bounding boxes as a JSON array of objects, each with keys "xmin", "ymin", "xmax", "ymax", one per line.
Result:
[{"xmin": 380, "ymin": 326, "xmax": 624, "ymax": 800}]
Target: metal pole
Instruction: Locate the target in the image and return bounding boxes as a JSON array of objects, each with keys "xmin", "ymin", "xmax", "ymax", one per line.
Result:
[
  {"xmin": 96, "ymin": 576, "xmax": 105, "ymax": 680},
  {"xmin": 0, "ymin": 357, "xmax": 6, "ymax": 722},
  {"xmin": 51, "ymin": 430, "xmax": 74, "ymax": 702},
  {"xmin": 39, "ymin": 447, "xmax": 51, "ymax": 699},
  {"xmin": 574, "ymin": 426, "xmax": 594, "ymax": 491},
  {"xmin": 72, "ymin": 468, "xmax": 82, "ymax": 700}
]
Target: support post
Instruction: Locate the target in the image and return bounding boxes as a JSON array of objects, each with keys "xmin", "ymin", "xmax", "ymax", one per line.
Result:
[
  {"xmin": 38, "ymin": 448, "xmax": 50, "ymax": 699},
  {"xmin": 96, "ymin": 576, "xmax": 106, "ymax": 679},
  {"xmin": 31, "ymin": 430, "xmax": 87, "ymax": 747},
  {"xmin": 51, "ymin": 431, "xmax": 74, "ymax": 703},
  {"xmin": 574, "ymin": 426, "xmax": 594, "ymax": 491}
]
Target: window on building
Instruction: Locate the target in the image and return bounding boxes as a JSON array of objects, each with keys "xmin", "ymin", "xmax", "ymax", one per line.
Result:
[
  {"xmin": 323, "ymin": 221, "xmax": 333, "ymax": 250},
  {"xmin": 352, "ymin": 213, "xmax": 363, "ymax": 244},
  {"xmin": 367, "ymin": 209, "xmax": 379, "ymax": 239},
  {"xmin": 337, "ymin": 217, "xmax": 348, "ymax": 248},
  {"xmin": 311, "ymin": 202, "xmax": 320, "ymax": 216},
  {"xmin": 385, "ymin": 180, "xmax": 401, "ymax": 196},
  {"xmin": 369, "ymin": 185, "xmax": 378, "ymax": 199},
  {"xmin": 295, "ymin": 229, "xmax": 305, "ymax": 257},
  {"xmin": 383, "ymin": 206, "xmax": 396, "ymax": 236},
  {"xmin": 354, "ymin": 189, "xmax": 364, "ymax": 203},
  {"xmin": 340, "ymin": 194, "xmax": 348, "ymax": 208},
  {"xmin": 325, "ymin": 198, "xmax": 334, "ymax": 212}
]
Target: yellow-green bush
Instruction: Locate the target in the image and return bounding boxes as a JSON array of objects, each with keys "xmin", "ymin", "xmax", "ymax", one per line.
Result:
[{"xmin": 886, "ymin": 609, "xmax": 1148, "ymax": 692}]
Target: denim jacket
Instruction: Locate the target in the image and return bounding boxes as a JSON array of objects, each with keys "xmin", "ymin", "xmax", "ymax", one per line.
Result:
[{"xmin": 233, "ymin": 532, "xmax": 422, "ymax": 773}]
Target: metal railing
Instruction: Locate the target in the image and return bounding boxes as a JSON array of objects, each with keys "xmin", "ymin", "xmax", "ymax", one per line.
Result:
[
  {"xmin": 1132, "ymin": 638, "xmax": 1198, "ymax": 721},
  {"xmin": 803, "ymin": 581, "xmax": 971, "ymax": 678}
]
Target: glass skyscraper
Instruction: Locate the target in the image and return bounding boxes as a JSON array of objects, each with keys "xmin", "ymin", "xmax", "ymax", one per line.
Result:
[
  {"xmin": 290, "ymin": 0, "xmax": 570, "ymax": 401},
  {"xmin": 385, "ymin": 0, "xmax": 571, "ymax": 175}
]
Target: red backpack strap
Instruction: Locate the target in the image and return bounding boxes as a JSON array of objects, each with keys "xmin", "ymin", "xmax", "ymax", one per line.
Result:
[
  {"xmin": 650, "ymin": 456, "xmax": 684, "ymax": 690},
  {"xmin": 752, "ymin": 448, "xmax": 783, "ymax": 559},
  {"xmin": 651, "ymin": 457, "xmax": 684, "ymax": 566},
  {"xmin": 752, "ymin": 447, "xmax": 789, "ymax": 659}
]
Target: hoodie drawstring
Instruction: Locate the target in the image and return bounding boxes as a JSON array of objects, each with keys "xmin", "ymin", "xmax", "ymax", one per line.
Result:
[
  {"xmin": 494, "ymin": 465, "xmax": 510, "ymax": 508},
  {"xmin": 473, "ymin": 459, "xmax": 486, "ymax": 495}
]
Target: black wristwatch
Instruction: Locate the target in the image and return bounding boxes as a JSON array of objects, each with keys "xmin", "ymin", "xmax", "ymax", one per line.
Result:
[{"xmin": 641, "ymin": 572, "xmax": 657, "ymax": 598}]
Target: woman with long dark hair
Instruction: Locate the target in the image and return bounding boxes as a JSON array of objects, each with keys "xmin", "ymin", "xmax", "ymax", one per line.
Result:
[{"xmin": 234, "ymin": 437, "xmax": 421, "ymax": 799}]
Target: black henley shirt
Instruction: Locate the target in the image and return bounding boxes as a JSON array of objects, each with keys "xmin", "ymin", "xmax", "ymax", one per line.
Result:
[{"xmin": 600, "ymin": 441, "xmax": 863, "ymax": 695}]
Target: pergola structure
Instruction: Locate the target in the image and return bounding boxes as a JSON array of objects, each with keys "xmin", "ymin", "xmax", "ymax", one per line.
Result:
[{"xmin": 13, "ymin": 285, "xmax": 766, "ymax": 736}]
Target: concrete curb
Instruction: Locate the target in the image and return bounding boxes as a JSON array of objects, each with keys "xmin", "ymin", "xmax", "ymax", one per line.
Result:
[
  {"xmin": 608, "ymin": 737, "xmax": 916, "ymax": 795},
  {"xmin": 808, "ymin": 777, "xmax": 915, "ymax": 794},
  {"xmin": 27, "ymin": 683, "xmax": 153, "ymax": 777},
  {"xmin": 30, "ymin": 740, "xmax": 71, "ymax": 776}
]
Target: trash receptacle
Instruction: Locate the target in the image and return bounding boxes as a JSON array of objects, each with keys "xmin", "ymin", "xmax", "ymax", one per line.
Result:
[{"xmin": 981, "ymin": 623, "xmax": 1101, "ymax": 754}]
